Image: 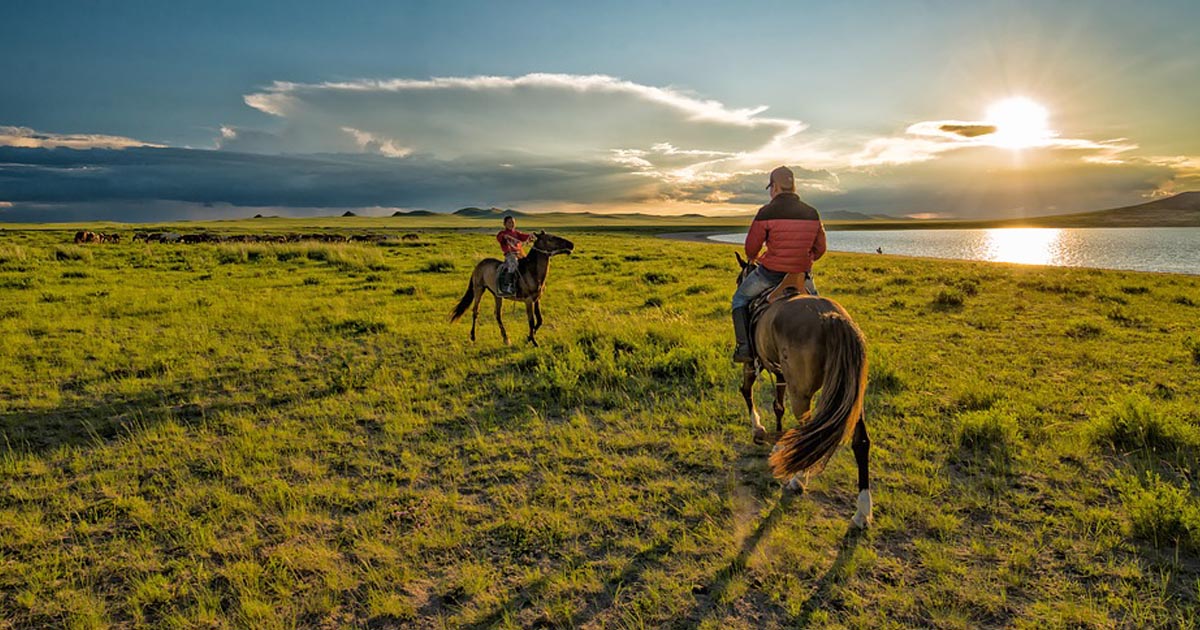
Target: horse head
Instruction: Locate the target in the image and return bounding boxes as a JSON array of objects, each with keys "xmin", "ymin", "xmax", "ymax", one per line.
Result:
[{"xmin": 533, "ymin": 231, "xmax": 574, "ymax": 256}]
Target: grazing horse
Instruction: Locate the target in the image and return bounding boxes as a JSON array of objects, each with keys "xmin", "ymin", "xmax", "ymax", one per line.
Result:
[
  {"xmin": 74, "ymin": 231, "xmax": 100, "ymax": 244},
  {"xmin": 449, "ymin": 231, "xmax": 574, "ymax": 346},
  {"xmin": 734, "ymin": 253, "xmax": 873, "ymax": 528}
]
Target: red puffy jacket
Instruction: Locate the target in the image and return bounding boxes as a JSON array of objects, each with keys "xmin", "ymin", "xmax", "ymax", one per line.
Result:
[{"xmin": 744, "ymin": 193, "xmax": 827, "ymax": 273}]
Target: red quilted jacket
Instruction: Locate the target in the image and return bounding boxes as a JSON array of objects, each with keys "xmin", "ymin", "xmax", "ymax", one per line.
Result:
[{"xmin": 744, "ymin": 193, "xmax": 827, "ymax": 273}]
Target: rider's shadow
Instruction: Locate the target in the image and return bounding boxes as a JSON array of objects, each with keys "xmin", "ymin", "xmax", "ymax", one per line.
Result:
[
  {"xmin": 691, "ymin": 432, "xmax": 868, "ymax": 624},
  {"xmin": 688, "ymin": 472, "xmax": 866, "ymax": 626},
  {"xmin": 789, "ymin": 525, "xmax": 867, "ymax": 627}
]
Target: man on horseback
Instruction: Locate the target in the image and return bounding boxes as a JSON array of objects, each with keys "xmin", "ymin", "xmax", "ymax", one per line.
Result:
[
  {"xmin": 497, "ymin": 215, "xmax": 533, "ymax": 296},
  {"xmin": 731, "ymin": 166, "xmax": 827, "ymax": 363}
]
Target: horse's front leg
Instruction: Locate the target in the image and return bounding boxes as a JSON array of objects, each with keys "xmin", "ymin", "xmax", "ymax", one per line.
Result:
[
  {"xmin": 525, "ymin": 302, "xmax": 538, "ymax": 346},
  {"xmin": 772, "ymin": 378, "xmax": 786, "ymax": 434},
  {"xmin": 533, "ymin": 300, "xmax": 543, "ymax": 332},
  {"xmin": 851, "ymin": 415, "xmax": 873, "ymax": 529},
  {"xmin": 494, "ymin": 296, "xmax": 509, "ymax": 345},
  {"xmin": 742, "ymin": 365, "xmax": 766, "ymax": 444}
]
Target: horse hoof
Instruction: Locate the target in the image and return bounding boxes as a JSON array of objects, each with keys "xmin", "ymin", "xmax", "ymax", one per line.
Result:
[
  {"xmin": 785, "ymin": 477, "xmax": 805, "ymax": 494},
  {"xmin": 851, "ymin": 490, "xmax": 874, "ymax": 529},
  {"xmin": 752, "ymin": 428, "xmax": 767, "ymax": 445}
]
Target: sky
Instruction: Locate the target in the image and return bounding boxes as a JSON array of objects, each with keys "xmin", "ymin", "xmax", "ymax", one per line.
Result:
[{"xmin": 1, "ymin": 0, "xmax": 1198, "ymax": 221}]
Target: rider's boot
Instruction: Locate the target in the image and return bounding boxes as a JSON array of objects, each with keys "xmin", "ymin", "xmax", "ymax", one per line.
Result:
[{"xmin": 732, "ymin": 306, "xmax": 753, "ymax": 363}]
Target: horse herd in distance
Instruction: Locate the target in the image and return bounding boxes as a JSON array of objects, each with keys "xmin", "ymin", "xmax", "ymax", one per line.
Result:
[{"xmin": 71, "ymin": 230, "xmax": 408, "ymax": 245}]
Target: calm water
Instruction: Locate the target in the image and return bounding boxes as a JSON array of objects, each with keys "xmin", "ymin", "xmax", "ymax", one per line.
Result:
[{"xmin": 710, "ymin": 227, "xmax": 1200, "ymax": 275}]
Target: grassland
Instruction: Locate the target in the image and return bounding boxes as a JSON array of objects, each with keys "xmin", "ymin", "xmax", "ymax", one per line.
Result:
[{"xmin": 0, "ymin": 225, "xmax": 1198, "ymax": 628}]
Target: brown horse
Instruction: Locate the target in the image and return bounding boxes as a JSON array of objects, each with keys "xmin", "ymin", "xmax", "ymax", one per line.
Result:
[
  {"xmin": 449, "ymin": 231, "xmax": 574, "ymax": 346},
  {"xmin": 735, "ymin": 253, "xmax": 873, "ymax": 528}
]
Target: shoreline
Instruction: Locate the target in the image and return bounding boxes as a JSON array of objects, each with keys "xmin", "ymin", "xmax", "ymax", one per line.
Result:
[
  {"xmin": 655, "ymin": 230, "xmax": 1200, "ymax": 278},
  {"xmin": 656, "ymin": 231, "xmax": 729, "ymax": 245}
]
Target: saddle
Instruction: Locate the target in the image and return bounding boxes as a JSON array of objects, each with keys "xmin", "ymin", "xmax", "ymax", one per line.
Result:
[{"xmin": 748, "ymin": 272, "xmax": 815, "ymax": 363}]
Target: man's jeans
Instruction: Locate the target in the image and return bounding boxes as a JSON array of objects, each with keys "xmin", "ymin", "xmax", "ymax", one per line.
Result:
[
  {"xmin": 501, "ymin": 252, "xmax": 519, "ymax": 273},
  {"xmin": 732, "ymin": 265, "xmax": 788, "ymax": 310}
]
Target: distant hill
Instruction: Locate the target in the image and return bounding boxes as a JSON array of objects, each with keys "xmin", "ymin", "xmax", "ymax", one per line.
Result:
[
  {"xmin": 364, "ymin": 194, "xmax": 1200, "ymax": 228},
  {"xmin": 452, "ymin": 207, "xmax": 527, "ymax": 218},
  {"xmin": 823, "ymin": 210, "xmax": 899, "ymax": 221},
  {"xmin": 1017, "ymin": 192, "xmax": 1200, "ymax": 228}
]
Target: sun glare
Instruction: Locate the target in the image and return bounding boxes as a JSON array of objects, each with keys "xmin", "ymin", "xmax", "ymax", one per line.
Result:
[
  {"xmin": 986, "ymin": 97, "xmax": 1051, "ymax": 149},
  {"xmin": 984, "ymin": 228, "xmax": 1062, "ymax": 265}
]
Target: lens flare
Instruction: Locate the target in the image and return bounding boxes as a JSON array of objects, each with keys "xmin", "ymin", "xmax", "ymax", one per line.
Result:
[{"xmin": 986, "ymin": 98, "xmax": 1051, "ymax": 149}]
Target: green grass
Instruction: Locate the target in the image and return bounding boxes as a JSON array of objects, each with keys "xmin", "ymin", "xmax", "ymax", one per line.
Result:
[{"xmin": 0, "ymin": 226, "xmax": 1198, "ymax": 628}]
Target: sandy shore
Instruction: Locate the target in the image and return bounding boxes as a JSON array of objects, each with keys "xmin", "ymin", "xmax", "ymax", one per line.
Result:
[{"xmin": 657, "ymin": 231, "xmax": 737, "ymax": 245}]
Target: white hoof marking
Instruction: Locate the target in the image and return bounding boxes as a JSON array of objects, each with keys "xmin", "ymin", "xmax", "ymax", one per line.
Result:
[{"xmin": 851, "ymin": 489, "xmax": 873, "ymax": 529}]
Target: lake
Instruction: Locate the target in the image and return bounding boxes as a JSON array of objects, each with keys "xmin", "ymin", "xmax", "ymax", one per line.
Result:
[{"xmin": 709, "ymin": 227, "xmax": 1200, "ymax": 275}]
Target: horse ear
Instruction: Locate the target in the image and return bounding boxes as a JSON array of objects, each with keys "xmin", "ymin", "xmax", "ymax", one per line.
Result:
[{"xmin": 735, "ymin": 251, "xmax": 747, "ymax": 269}]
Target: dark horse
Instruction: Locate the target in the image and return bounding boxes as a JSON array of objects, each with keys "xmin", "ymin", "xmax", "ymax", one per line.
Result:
[
  {"xmin": 735, "ymin": 253, "xmax": 873, "ymax": 528},
  {"xmin": 449, "ymin": 231, "xmax": 574, "ymax": 346}
]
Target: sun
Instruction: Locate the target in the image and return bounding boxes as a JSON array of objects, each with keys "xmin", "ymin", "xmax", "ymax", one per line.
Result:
[{"xmin": 985, "ymin": 97, "xmax": 1051, "ymax": 149}]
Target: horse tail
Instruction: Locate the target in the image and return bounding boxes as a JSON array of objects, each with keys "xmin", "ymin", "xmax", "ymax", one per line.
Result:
[
  {"xmin": 769, "ymin": 312, "xmax": 868, "ymax": 479},
  {"xmin": 449, "ymin": 273, "xmax": 475, "ymax": 323}
]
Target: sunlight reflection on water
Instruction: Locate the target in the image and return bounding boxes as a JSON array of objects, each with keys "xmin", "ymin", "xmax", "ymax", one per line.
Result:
[
  {"xmin": 983, "ymin": 228, "xmax": 1061, "ymax": 265},
  {"xmin": 710, "ymin": 227, "xmax": 1200, "ymax": 275}
]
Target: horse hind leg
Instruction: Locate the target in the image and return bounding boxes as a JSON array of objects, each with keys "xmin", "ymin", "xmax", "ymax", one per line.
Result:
[
  {"xmin": 470, "ymin": 280, "xmax": 484, "ymax": 342},
  {"xmin": 788, "ymin": 380, "xmax": 815, "ymax": 426},
  {"xmin": 851, "ymin": 416, "xmax": 873, "ymax": 529},
  {"xmin": 780, "ymin": 382, "xmax": 816, "ymax": 493}
]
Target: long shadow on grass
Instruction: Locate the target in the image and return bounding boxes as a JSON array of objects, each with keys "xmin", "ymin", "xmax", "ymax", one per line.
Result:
[
  {"xmin": 687, "ymin": 488, "xmax": 797, "ymax": 625},
  {"xmin": 791, "ymin": 525, "xmax": 866, "ymax": 628},
  {"xmin": 465, "ymin": 542, "xmax": 674, "ymax": 629},
  {"xmin": 567, "ymin": 541, "xmax": 674, "ymax": 628},
  {"xmin": 0, "ymin": 368, "xmax": 340, "ymax": 454}
]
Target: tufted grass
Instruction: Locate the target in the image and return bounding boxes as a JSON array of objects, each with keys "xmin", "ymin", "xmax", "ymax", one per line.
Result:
[{"xmin": 0, "ymin": 225, "xmax": 1197, "ymax": 628}]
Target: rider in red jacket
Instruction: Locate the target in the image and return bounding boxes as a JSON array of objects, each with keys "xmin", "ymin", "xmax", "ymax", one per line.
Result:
[
  {"xmin": 731, "ymin": 166, "xmax": 827, "ymax": 362},
  {"xmin": 497, "ymin": 215, "xmax": 533, "ymax": 294}
]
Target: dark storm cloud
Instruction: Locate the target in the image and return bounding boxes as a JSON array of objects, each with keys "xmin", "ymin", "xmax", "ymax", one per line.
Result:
[{"xmin": 0, "ymin": 146, "xmax": 662, "ymax": 213}]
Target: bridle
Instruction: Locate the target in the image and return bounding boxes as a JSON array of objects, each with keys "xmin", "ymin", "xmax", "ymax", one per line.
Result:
[{"xmin": 530, "ymin": 237, "xmax": 571, "ymax": 256}]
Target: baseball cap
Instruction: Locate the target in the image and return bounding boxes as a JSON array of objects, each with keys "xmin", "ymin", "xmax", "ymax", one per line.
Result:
[{"xmin": 766, "ymin": 166, "xmax": 795, "ymax": 190}]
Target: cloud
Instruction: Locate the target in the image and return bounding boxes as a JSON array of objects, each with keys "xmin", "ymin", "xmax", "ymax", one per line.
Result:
[
  {"xmin": 340, "ymin": 127, "xmax": 412, "ymax": 158},
  {"xmin": 230, "ymin": 73, "xmax": 805, "ymax": 166},
  {"xmin": 0, "ymin": 145, "xmax": 664, "ymax": 210},
  {"xmin": 0, "ymin": 125, "xmax": 162, "ymax": 150},
  {"xmin": 811, "ymin": 145, "xmax": 1179, "ymax": 218},
  {"xmin": 938, "ymin": 123, "xmax": 997, "ymax": 138},
  {"xmin": 847, "ymin": 118, "xmax": 1139, "ymax": 167},
  {"xmin": 2, "ymin": 73, "xmax": 1197, "ymax": 221}
]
